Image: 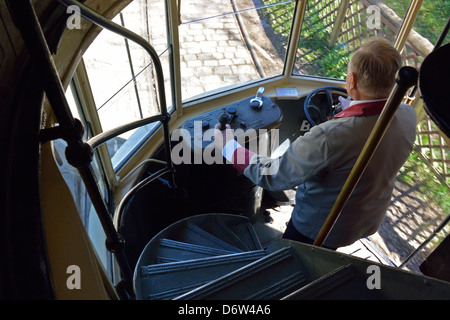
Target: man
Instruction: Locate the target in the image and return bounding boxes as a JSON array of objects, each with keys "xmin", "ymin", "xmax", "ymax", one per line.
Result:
[{"xmin": 214, "ymin": 37, "xmax": 417, "ymax": 250}]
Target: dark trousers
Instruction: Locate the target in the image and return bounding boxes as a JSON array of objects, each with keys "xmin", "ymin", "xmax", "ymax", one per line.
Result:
[{"xmin": 282, "ymin": 219, "xmax": 337, "ymax": 251}]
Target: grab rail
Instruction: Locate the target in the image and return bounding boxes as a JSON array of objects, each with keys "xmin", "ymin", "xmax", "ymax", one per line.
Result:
[
  {"xmin": 58, "ymin": 0, "xmax": 174, "ymax": 171},
  {"xmin": 11, "ymin": 0, "xmax": 177, "ymax": 299},
  {"xmin": 58, "ymin": 0, "xmax": 181, "ymax": 248},
  {"xmin": 87, "ymin": 114, "xmax": 167, "ymax": 149},
  {"xmin": 58, "ymin": 0, "xmax": 179, "ymax": 296}
]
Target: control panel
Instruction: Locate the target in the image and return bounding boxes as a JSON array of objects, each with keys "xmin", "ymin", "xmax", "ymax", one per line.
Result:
[{"xmin": 180, "ymin": 88, "xmax": 283, "ymax": 151}]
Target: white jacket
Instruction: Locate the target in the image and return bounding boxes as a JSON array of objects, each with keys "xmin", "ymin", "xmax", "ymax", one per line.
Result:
[{"xmin": 243, "ymin": 101, "xmax": 417, "ymax": 248}]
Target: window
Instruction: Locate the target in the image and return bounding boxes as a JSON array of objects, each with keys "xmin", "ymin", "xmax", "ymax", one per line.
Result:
[
  {"xmin": 399, "ymin": 0, "xmax": 450, "ymax": 68},
  {"xmin": 179, "ymin": 0, "xmax": 296, "ymax": 100},
  {"xmin": 82, "ymin": 0, "xmax": 172, "ymax": 170},
  {"xmin": 54, "ymin": 82, "xmax": 112, "ymax": 274},
  {"xmin": 293, "ymin": 0, "xmax": 409, "ymax": 80},
  {"xmin": 56, "ymin": 0, "xmax": 176, "ymax": 273}
]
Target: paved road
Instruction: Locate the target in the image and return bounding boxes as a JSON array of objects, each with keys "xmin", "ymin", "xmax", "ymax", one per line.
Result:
[{"xmin": 82, "ymin": 0, "xmax": 264, "ymax": 133}]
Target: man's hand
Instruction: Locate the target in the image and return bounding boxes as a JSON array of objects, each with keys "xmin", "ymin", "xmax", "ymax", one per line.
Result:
[
  {"xmin": 338, "ymin": 96, "xmax": 351, "ymax": 109},
  {"xmin": 214, "ymin": 123, "xmax": 234, "ymax": 150}
]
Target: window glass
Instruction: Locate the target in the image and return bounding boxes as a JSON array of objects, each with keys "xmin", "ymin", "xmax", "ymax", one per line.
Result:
[
  {"xmin": 83, "ymin": 0, "xmax": 172, "ymax": 168},
  {"xmin": 179, "ymin": 0, "xmax": 295, "ymax": 100},
  {"xmin": 384, "ymin": 0, "xmax": 450, "ymax": 268},
  {"xmin": 293, "ymin": 0, "xmax": 409, "ymax": 80},
  {"xmin": 54, "ymin": 83, "xmax": 112, "ymax": 273},
  {"xmin": 398, "ymin": 0, "xmax": 450, "ymax": 69},
  {"xmin": 401, "ymin": 0, "xmax": 450, "ymax": 229}
]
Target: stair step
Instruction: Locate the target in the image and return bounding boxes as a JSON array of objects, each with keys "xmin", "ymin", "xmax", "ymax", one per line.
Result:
[
  {"xmin": 231, "ymin": 221, "xmax": 262, "ymax": 251},
  {"xmin": 200, "ymin": 216, "xmax": 262, "ymax": 251},
  {"xmin": 173, "ymin": 222, "xmax": 243, "ymax": 252},
  {"xmin": 137, "ymin": 250, "xmax": 266, "ymax": 300},
  {"xmin": 146, "ymin": 282, "xmax": 209, "ymax": 300},
  {"xmin": 282, "ymin": 264, "xmax": 379, "ymax": 300},
  {"xmin": 200, "ymin": 217, "xmax": 253, "ymax": 251},
  {"xmin": 155, "ymin": 238, "xmax": 236, "ymax": 263},
  {"xmin": 173, "ymin": 246, "xmax": 309, "ymax": 300}
]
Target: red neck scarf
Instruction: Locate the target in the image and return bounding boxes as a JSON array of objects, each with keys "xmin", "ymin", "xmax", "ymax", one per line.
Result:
[{"xmin": 329, "ymin": 99, "xmax": 387, "ymax": 119}]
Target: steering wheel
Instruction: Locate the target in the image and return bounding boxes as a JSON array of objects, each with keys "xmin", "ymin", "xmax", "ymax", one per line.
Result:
[{"xmin": 304, "ymin": 86, "xmax": 348, "ymax": 127}]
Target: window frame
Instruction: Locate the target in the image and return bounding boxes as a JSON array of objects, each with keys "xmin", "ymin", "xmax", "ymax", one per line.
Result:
[
  {"xmin": 63, "ymin": 74, "xmax": 116, "ymax": 279},
  {"xmin": 69, "ymin": 0, "xmax": 427, "ymax": 178},
  {"xmin": 71, "ymin": 59, "xmax": 118, "ymax": 187}
]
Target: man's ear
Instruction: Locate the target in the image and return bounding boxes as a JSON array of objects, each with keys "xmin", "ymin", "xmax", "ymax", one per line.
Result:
[
  {"xmin": 347, "ymin": 72, "xmax": 357, "ymax": 90},
  {"xmin": 346, "ymin": 71, "xmax": 358, "ymax": 97}
]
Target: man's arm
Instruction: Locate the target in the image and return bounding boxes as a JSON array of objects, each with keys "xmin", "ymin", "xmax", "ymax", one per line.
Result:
[
  {"xmin": 214, "ymin": 123, "xmax": 256, "ymax": 172},
  {"xmin": 215, "ymin": 124, "xmax": 331, "ymax": 191},
  {"xmin": 221, "ymin": 139, "xmax": 256, "ymax": 173}
]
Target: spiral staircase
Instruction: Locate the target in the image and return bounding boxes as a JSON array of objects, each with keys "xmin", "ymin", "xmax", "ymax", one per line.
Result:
[{"xmin": 133, "ymin": 213, "xmax": 450, "ymax": 300}]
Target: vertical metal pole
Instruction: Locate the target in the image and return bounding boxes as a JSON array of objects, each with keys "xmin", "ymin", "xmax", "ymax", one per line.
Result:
[
  {"xmin": 283, "ymin": 0, "xmax": 308, "ymax": 77},
  {"xmin": 167, "ymin": 0, "xmax": 184, "ymax": 120},
  {"xmin": 393, "ymin": 0, "xmax": 423, "ymax": 51}
]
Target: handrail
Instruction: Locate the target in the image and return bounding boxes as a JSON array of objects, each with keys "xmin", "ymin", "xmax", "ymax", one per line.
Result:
[
  {"xmin": 10, "ymin": 0, "xmax": 139, "ymax": 299},
  {"xmin": 87, "ymin": 114, "xmax": 167, "ymax": 149},
  {"xmin": 113, "ymin": 167, "xmax": 173, "ymax": 230},
  {"xmin": 55, "ymin": 0, "xmax": 180, "ymax": 298},
  {"xmin": 57, "ymin": 0, "xmax": 168, "ymax": 114},
  {"xmin": 314, "ymin": 66, "xmax": 419, "ymax": 247},
  {"xmin": 10, "ymin": 0, "xmax": 178, "ymax": 299},
  {"xmin": 58, "ymin": 0, "xmax": 174, "ymax": 176}
]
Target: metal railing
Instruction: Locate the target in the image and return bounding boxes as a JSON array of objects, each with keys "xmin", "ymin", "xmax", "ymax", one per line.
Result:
[
  {"xmin": 57, "ymin": 0, "xmax": 179, "ymax": 298},
  {"xmin": 12, "ymin": 0, "xmax": 177, "ymax": 299}
]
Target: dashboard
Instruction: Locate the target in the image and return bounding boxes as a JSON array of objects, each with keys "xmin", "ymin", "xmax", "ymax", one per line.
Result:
[{"xmin": 180, "ymin": 88, "xmax": 283, "ymax": 152}]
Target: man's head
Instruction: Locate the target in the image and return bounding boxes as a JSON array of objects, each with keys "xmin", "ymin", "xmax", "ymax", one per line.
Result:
[{"xmin": 346, "ymin": 37, "xmax": 402, "ymax": 100}]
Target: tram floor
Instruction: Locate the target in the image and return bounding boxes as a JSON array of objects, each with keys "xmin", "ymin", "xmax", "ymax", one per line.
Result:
[{"xmin": 252, "ymin": 201, "xmax": 396, "ymax": 268}]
